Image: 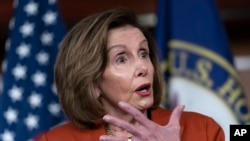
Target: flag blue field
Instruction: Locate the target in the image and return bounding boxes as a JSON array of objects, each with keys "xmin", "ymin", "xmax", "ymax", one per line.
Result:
[
  {"xmin": 0, "ymin": 0, "xmax": 66, "ymax": 140},
  {"xmin": 155, "ymin": 0, "xmax": 250, "ymax": 140}
]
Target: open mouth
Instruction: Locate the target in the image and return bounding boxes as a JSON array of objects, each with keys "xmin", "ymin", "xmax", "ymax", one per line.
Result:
[{"xmin": 135, "ymin": 83, "xmax": 151, "ymax": 92}]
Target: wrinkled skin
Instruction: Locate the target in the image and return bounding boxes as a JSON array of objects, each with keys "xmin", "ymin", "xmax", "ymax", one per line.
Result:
[
  {"xmin": 98, "ymin": 25, "xmax": 184, "ymax": 141},
  {"xmin": 100, "ymin": 102, "xmax": 184, "ymax": 141}
]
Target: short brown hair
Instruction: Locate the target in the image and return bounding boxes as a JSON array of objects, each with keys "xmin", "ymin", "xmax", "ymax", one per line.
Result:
[{"xmin": 54, "ymin": 8, "xmax": 163, "ymax": 129}]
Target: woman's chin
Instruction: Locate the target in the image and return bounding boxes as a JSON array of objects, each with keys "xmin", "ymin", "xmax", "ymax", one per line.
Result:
[{"xmin": 136, "ymin": 99, "xmax": 153, "ymax": 111}]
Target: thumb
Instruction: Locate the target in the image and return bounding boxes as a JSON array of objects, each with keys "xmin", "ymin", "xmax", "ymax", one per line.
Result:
[{"xmin": 168, "ymin": 105, "xmax": 185, "ymax": 126}]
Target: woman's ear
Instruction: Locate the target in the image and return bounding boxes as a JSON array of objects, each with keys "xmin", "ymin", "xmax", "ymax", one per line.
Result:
[{"xmin": 93, "ymin": 87, "xmax": 101, "ymax": 98}]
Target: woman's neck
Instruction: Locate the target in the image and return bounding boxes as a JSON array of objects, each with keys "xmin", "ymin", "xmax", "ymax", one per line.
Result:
[
  {"xmin": 104, "ymin": 120, "xmax": 136, "ymax": 137},
  {"xmin": 102, "ymin": 102, "xmax": 148, "ymax": 137}
]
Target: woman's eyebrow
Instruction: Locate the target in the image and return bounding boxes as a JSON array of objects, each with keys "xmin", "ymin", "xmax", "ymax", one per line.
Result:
[
  {"xmin": 107, "ymin": 45, "xmax": 125, "ymax": 52},
  {"xmin": 107, "ymin": 39, "xmax": 148, "ymax": 52}
]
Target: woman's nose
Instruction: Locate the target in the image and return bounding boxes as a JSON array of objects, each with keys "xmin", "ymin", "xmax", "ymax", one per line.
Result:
[{"xmin": 135, "ymin": 59, "xmax": 148, "ymax": 77}]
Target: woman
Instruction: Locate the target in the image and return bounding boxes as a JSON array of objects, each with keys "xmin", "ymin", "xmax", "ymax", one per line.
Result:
[{"xmin": 38, "ymin": 9, "xmax": 224, "ymax": 141}]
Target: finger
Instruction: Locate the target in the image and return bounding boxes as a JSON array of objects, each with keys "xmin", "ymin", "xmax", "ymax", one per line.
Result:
[
  {"xmin": 168, "ymin": 105, "xmax": 185, "ymax": 126},
  {"xmin": 103, "ymin": 115, "xmax": 139, "ymax": 136},
  {"xmin": 118, "ymin": 101, "xmax": 152, "ymax": 128},
  {"xmin": 100, "ymin": 135, "xmax": 126, "ymax": 141}
]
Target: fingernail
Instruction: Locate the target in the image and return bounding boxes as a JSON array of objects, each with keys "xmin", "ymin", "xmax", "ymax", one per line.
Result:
[
  {"xmin": 118, "ymin": 101, "xmax": 126, "ymax": 107},
  {"xmin": 99, "ymin": 136, "xmax": 105, "ymax": 141},
  {"xmin": 103, "ymin": 115, "xmax": 110, "ymax": 121},
  {"xmin": 179, "ymin": 105, "xmax": 185, "ymax": 110}
]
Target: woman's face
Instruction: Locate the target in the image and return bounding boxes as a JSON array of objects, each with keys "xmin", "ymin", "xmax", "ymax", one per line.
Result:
[{"xmin": 98, "ymin": 25, "xmax": 154, "ymax": 113}]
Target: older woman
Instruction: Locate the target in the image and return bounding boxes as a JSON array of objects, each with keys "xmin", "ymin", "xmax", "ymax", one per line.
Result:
[{"xmin": 38, "ymin": 9, "xmax": 224, "ymax": 141}]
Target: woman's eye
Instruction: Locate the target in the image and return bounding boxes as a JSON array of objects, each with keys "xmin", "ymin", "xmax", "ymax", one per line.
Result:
[
  {"xmin": 139, "ymin": 50, "xmax": 149, "ymax": 58},
  {"xmin": 116, "ymin": 56, "xmax": 127, "ymax": 64}
]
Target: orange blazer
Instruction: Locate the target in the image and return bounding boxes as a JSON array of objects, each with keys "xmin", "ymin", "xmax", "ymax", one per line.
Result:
[{"xmin": 37, "ymin": 107, "xmax": 224, "ymax": 141}]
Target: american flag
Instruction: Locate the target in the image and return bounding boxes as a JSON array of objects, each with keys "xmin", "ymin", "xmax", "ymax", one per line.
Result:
[{"xmin": 0, "ymin": 0, "xmax": 66, "ymax": 140}]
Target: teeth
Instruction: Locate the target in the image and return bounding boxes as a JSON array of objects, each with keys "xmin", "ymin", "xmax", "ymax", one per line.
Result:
[{"xmin": 140, "ymin": 89, "xmax": 147, "ymax": 92}]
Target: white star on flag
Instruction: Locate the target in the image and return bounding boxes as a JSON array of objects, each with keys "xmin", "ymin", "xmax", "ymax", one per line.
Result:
[
  {"xmin": 12, "ymin": 64, "xmax": 27, "ymax": 80},
  {"xmin": 1, "ymin": 60, "xmax": 7, "ymax": 73},
  {"xmin": 24, "ymin": 1, "xmax": 38, "ymax": 16},
  {"xmin": 51, "ymin": 83, "xmax": 57, "ymax": 94},
  {"xmin": 4, "ymin": 107, "xmax": 18, "ymax": 125},
  {"xmin": 5, "ymin": 39, "xmax": 11, "ymax": 51},
  {"xmin": 40, "ymin": 31, "xmax": 54, "ymax": 45},
  {"xmin": 16, "ymin": 42, "xmax": 31, "ymax": 59},
  {"xmin": 24, "ymin": 114, "xmax": 39, "ymax": 131},
  {"xmin": 28, "ymin": 92, "xmax": 42, "ymax": 109},
  {"xmin": 9, "ymin": 18, "xmax": 15, "ymax": 30},
  {"xmin": 36, "ymin": 51, "xmax": 49, "ymax": 65},
  {"xmin": 13, "ymin": 0, "xmax": 18, "ymax": 8},
  {"xmin": 19, "ymin": 21, "xmax": 34, "ymax": 37},
  {"xmin": 43, "ymin": 11, "xmax": 57, "ymax": 25},
  {"xmin": 31, "ymin": 71, "xmax": 46, "ymax": 87},
  {"xmin": 48, "ymin": 102, "xmax": 60, "ymax": 116},
  {"xmin": 8, "ymin": 85, "xmax": 23, "ymax": 102},
  {"xmin": 0, "ymin": 130, "xmax": 15, "ymax": 141},
  {"xmin": 49, "ymin": 0, "xmax": 57, "ymax": 4}
]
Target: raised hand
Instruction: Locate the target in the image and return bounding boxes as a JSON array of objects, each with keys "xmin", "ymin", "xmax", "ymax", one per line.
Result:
[{"xmin": 100, "ymin": 101, "xmax": 184, "ymax": 141}]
